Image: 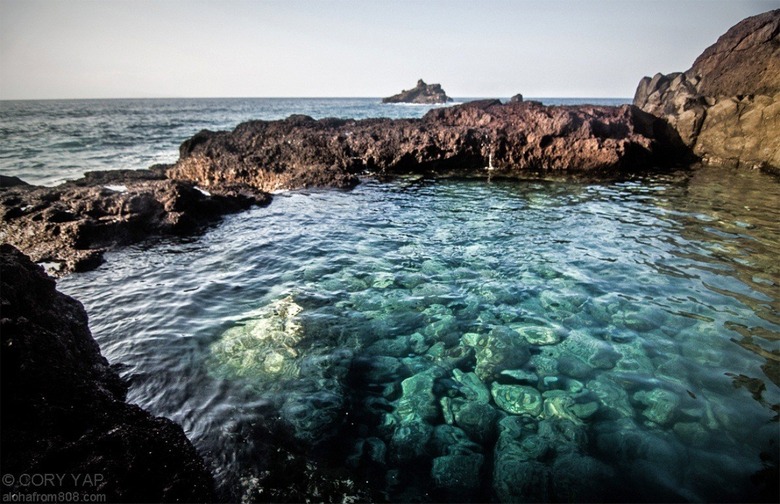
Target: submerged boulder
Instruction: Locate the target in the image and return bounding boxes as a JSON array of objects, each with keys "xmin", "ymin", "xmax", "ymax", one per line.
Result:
[
  {"xmin": 634, "ymin": 9, "xmax": 780, "ymax": 171},
  {"xmin": 382, "ymin": 79, "xmax": 453, "ymax": 104},
  {"xmin": 0, "ymin": 244, "xmax": 214, "ymax": 502}
]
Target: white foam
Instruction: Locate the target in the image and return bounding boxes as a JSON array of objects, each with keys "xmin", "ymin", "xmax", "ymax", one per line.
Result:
[
  {"xmin": 195, "ymin": 186, "xmax": 212, "ymax": 197},
  {"xmin": 104, "ymin": 184, "xmax": 128, "ymax": 193}
]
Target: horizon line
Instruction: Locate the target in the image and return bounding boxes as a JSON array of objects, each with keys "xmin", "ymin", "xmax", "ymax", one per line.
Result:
[{"xmin": 0, "ymin": 95, "xmax": 633, "ymax": 102}]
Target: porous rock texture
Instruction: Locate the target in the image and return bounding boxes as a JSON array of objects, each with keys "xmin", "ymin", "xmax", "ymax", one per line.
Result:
[
  {"xmin": 169, "ymin": 99, "xmax": 689, "ymax": 193},
  {"xmin": 634, "ymin": 9, "xmax": 780, "ymax": 171},
  {"xmin": 0, "ymin": 168, "xmax": 270, "ymax": 274},
  {"xmin": 0, "ymin": 244, "xmax": 214, "ymax": 503},
  {"xmin": 382, "ymin": 79, "xmax": 453, "ymax": 103}
]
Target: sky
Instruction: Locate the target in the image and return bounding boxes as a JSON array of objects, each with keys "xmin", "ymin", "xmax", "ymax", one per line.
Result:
[{"xmin": 1, "ymin": 0, "xmax": 778, "ymax": 99}]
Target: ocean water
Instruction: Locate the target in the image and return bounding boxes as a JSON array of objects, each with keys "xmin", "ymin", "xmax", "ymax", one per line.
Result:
[{"xmin": 3, "ymin": 98, "xmax": 779, "ymax": 502}]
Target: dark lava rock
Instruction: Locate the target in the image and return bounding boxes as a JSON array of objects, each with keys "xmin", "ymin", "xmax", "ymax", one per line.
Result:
[
  {"xmin": 0, "ymin": 244, "xmax": 214, "ymax": 502},
  {"xmin": 382, "ymin": 79, "xmax": 453, "ymax": 104},
  {"xmin": 509, "ymin": 93, "xmax": 524, "ymax": 103},
  {"xmin": 0, "ymin": 168, "xmax": 271, "ymax": 274},
  {"xmin": 634, "ymin": 9, "xmax": 780, "ymax": 171},
  {"xmin": 170, "ymin": 99, "xmax": 690, "ymax": 193}
]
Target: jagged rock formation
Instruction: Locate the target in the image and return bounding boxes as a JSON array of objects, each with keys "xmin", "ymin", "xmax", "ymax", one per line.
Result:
[
  {"xmin": 0, "ymin": 244, "xmax": 214, "ymax": 502},
  {"xmin": 382, "ymin": 79, "xmax": 453, "ymax": 104},
  {"xmin": 0, "ymin": 168, "xmax": 270, "ymax": 274},
  {"xmin": 169, "ymin": 99, "xmax": 690, "ymax": 193},
  {"xmin": 634, "ymin": 9, "xmax": 780, "ymax": 171}
]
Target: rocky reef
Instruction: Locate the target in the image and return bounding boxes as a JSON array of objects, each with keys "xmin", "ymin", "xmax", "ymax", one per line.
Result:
[
  {"xmin": 169, "ymin": 99, "xmax": 690, "ymax": 193},
  {"xmin": 634, "ymin": 9, "xmax": 780, "ymax": 172},
  {"xmin": 0, "ymin": 168, "xmax": 270, "ymax": 274},
  {"xmin": 0, "ymin": 244, "xmax": 214, "ymax": 502},
  {"xmin": 382, "ymin": 79, "xmax": 453, "ymax": 104}
]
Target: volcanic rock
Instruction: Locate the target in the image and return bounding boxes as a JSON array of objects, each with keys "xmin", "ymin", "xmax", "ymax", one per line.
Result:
[
  {"xmin": 169, "ymin": 99, "xmax": 690, "ymax": 193},
  {"xmin": 382, "ymin": 79, "xmax": 453, "ymax": 104},
  {"xmin": 0, "ymin": 244, "xmax": 214, "ymax": 502},
  {"xmin": 634, "ymin": 9, "xmax": 780, "ymax": 171},
  {"xmin": 0, "ymin": 168, "xmax": 271, "ymax": 274}
]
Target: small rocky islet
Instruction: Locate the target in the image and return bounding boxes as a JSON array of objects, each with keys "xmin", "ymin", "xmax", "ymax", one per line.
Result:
[{"xmin": 1, "ymin": 9, "xmax": 779, "ymax": 504}]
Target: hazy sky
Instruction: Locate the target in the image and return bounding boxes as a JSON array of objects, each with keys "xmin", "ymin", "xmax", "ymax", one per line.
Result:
[{"xmin": 1, "ymin": 0, "xmax": 777, "ymax": 99}]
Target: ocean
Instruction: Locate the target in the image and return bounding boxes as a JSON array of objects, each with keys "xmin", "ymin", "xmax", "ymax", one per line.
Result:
[{"xmin": 2, "ymin": 97, "xmax": 778, "ymax": 502}]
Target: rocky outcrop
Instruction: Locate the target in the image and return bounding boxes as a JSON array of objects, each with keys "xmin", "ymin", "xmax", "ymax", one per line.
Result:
[
  {"xmin": 0, "ymin": 167, "xmax": 271, "ymax": 274},
  {"xmin": 169, "ymin": 99, "xmax": 690, "ymax": 192},
  {"xmin": 0, "ymin": 244, "xmax": 214, "ymax": 502},
  {"xmin": 382, "ymin": 79, "xmax": 453, "ymax": 104},
  {"xmin": 634, "ymin": 9, "xmax": 780, "ymax": 171}
]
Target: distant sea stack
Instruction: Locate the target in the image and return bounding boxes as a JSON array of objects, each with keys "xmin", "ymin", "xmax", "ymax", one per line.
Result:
[
  {"xmin": 633, "ymin": 9, "xmax": 779, "ymax": 172},
  {"xmin": 382, "ymin": 79, "xmax": 453, "ymax": 104}
]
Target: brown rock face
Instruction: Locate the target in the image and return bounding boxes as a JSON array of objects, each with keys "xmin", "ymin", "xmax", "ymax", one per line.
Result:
[
  {"xmin": 0, "ymin": 168, "xmax": 270, "ymax": 274},
  {"xmin": 634, "ymin": 9, "xmax": 780, "ymax": 171},
  {"xmin": 169, "ymin": 100, "xmax": 689, "ymax": 192},
  {"xmin": 0, "ymin": 244, "xmax": 214, "ymax": 502}
]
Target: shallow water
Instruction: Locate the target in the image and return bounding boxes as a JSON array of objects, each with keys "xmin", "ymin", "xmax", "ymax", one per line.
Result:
[{"xmin": 58, "ymin": 166, "xmax": 779, "ymax": 502}]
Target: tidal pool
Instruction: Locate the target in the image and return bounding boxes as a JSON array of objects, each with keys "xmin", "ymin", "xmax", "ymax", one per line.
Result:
[{"xmin": 59, "ymin": 167, "xmax": 780, "ymax": 502}]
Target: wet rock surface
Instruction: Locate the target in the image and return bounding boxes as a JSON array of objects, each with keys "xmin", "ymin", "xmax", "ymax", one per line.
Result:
[
  {"xmin": 0, "ymin": 244, "xmax": 214, "ymax": 503},
  {"xmin": 169, "ymin": 99, "xmax": 691, "ymax": 192},
  {"xmin": 382, "ymin": 78, "xmax": 453, "ymax": 104},
  {"xmin": 0, "ymin": 168, "xmax": 271, "ymax": 274},
  {"xmin": 634, "ymin": 9, "xmax": 780, "ymax": 171}
]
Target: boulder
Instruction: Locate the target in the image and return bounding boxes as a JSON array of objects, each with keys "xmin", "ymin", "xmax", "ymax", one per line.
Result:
[
  {"xmin": 634, "ymin": 9, "xmax": 780, "ymax": 171},
  {"xmin": 382, "ymin": 79, "xmax": 453, "ymax": 104},
  {"xmin": 0, "ymin": 244, "xmax": 214, "ymax": 502}
]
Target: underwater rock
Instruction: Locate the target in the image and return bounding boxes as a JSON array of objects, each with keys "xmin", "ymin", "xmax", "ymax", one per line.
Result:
[
  {"xmin": 634, "ymin": 388, "xmax": 681, "ymax": 426},
  {"xmin": 390, "ymin": 418, "xmax": 433, "ymax": 462},
  {"xmin": 431, "ymin": 424, "xmax": 482, "ymax": 456},
  {"xmin": 396, "ymin": 367, "xmax": 444, "ymax": 423},
  {"xmin": 470, "ymin": 326, "xmax": 531, "ymax": 381},
  {"xmin": 431, "ymin": 453, "xmax": 484, "ymax": 493},
  {"xmin": 493, "ymin": 419, "xmax": 553, "ymax": 503},
  {"xmin": 453, "ymin": 401, "xmax": 500, "ymax": 444},
  {"xmin": 452, "ymin": 369, "xmax": 491, "ymax": 404},
  {"xmin": 673, "ymin": 421, "xmax": 710, "ymax": 448},
  {"xmin": 491, "ymin": 383, "xmax": 543, "ymax": 417},
  {"xmin": 542, "ymin": 390, "xmax": 583, "ymax": 424},
  {"xmin": 557, "ymin": 329, "xmax": 620, "ymax": 370},
  {"xmin": 499, "ymin": 368, "xmax": 540, "ymax": 385},
  {"xmin": 209, "ymin": 294, "xmax": 304, "ymax": 380},
  {"xmin": 280, "ymin": 389, "xmax": 345, "ymax": 444},
  {"xmin": 365, "ymin": 335, "xmax": 411, "ymax": 357},
  {"xmin": 512, "ymin": 324, "xmax": 563, "ymax": 345},
  {"xmin": 587, "ymin": 376, "xmax": 634, "ymax": 418}
]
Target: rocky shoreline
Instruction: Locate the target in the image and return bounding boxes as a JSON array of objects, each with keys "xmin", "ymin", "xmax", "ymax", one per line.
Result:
[
  {"xmin": 0, "ymin": 245, "xmax": 214, "ymax": 502},
  {"xmin": 0, "ymin": 10, "xmax": 777, "ymax": 503}
]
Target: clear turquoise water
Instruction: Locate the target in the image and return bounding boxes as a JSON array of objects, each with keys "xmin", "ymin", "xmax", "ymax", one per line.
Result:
[{"xmin": 58, "ymin": 168, "xmax": 780, "ymax": 502}]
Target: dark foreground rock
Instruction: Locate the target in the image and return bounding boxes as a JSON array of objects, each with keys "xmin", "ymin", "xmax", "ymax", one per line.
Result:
[
  {"xmin": 170, "ymin": 99, "xmax": 690, "ymax": 192},
  {"xmin": 382, "ymin": 79, "xmax": 453, "ymax": 104},
  {"xmin": 0, "ymin": 168, "xmax": 271, "ymax": 274},
  {"xmin": 634, "ymin": 9, "xmax": 780, "ymax": 171},
  {"xmin": 0, "ymin": 244, "xmax": 214, "ymax": 502}
]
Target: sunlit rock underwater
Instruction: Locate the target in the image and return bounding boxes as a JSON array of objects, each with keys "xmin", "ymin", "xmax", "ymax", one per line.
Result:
[{"xmin": 209, "ymin": 294, "xmax": 304, "ymax": 380}]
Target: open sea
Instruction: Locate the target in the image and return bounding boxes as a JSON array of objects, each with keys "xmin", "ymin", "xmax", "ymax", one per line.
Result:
[{"xmin": 2, "ymin": 98, "xmax": 779, "ymax": 502}]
